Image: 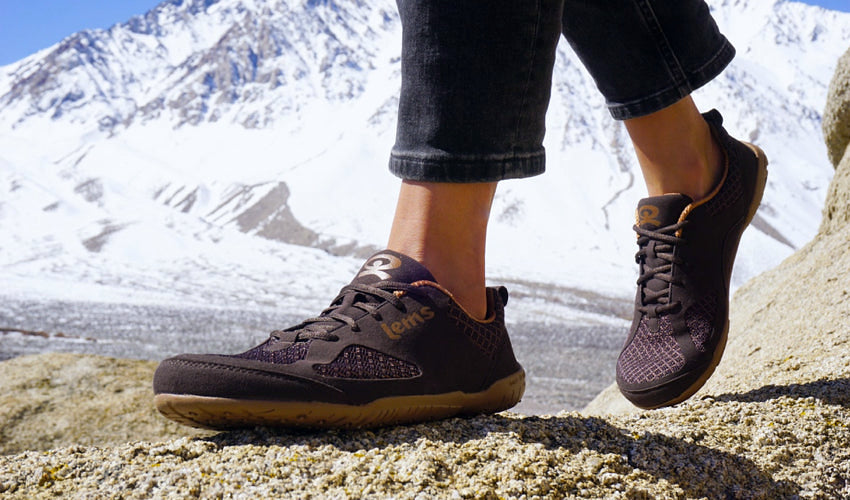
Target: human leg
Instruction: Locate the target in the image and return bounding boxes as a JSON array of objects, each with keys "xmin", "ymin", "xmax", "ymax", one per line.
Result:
[
  {"xmin": 624, "ymin": 95, "xmax": 724, "ymax": 200},
  {"xmin": 387, "ymin": 0, "xmax": 564, "ymax": 319},
  {"xmin": 562, "ymin": 0, "xmax": 767, "ymax": 408},
  {"xmin": 387, "ymin": 180, "xmax": 497, "ymax": 320},
  {"xmin": 153, "ymin": 0, "xmax": 564, "ymax": 429},
  {"xmin": 561, "ymin": 0, "xmax": 735, "ymax": 121},
  {"xmin": 385, "ymin": 0, "xmax": 564, "ymax": 319},
  {"xmin": 391, "ymin": 0, "xmax": 563, "ymax": 182},
  {"xmin": 619, "ymin": 112, "xmax": 767, "ymax": 409}
]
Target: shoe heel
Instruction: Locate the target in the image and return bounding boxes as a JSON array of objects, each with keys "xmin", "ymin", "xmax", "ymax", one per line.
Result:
[
  {"xmin": 461, "ymin": 369, "xmax": 526, "ymax": 415},
  {"xmin": 742, "ymin": 142, "xmax": 769, "ymax": 226}
]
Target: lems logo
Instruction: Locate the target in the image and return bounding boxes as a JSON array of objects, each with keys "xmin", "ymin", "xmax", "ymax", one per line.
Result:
[
  {"xmin": 357, "ymin": 253, "xmax": 402, "ymax": 280},
  {"xmin": 638, "ymin": 205, "xmax": 662, "ymax": 227},
  {"xmin": 381, "ymin": 306, "xmax": 435, "ymax": 339}
]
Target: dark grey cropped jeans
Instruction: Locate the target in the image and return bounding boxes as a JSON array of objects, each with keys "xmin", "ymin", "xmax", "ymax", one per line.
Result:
[{"xmin": 389, "ymin": 0, "xmax": 735, "ymax": 183}]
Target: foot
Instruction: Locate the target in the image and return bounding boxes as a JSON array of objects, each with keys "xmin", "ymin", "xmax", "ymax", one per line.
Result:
[
  {"xmin": 153, "ymin": 250, "xmax": 525, "ymax": 429},
  {"xmin": 616, "ymin": 110, "xmax": 769, "ymax": 409}
]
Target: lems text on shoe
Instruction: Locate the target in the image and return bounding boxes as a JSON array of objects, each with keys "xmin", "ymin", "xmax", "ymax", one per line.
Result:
[{"xmin": 381, "ymin": 306, "xmax": 435, "ymax": 339}]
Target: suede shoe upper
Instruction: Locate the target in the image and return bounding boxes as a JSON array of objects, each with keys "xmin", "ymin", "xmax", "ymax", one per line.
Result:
[{"xmin": 616, "ymin": 110, "xmax": 769, "ymax": 409}]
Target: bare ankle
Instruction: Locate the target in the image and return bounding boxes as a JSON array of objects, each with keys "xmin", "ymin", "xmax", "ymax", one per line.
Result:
[
  {"xmin": 674, "ymin": 124, "xmax": 725, "ymax": 201},
  {"xmin": 425, "ymin": 257, "xmax": 488, "ymax": 320},
  {"xmin": 439, "ymin": 282, "xmax": 489, "ymax": 321},
  {"xmin": 384, "ymin": 247, "xmax": 489, "ymax": 320},
  {"xmin": 386, "ymin": 180, "xmax": 496, "ymax": 320},
  {"xmin": 625, "ymin": 97, "xmax": 725, "ymax": 200}
]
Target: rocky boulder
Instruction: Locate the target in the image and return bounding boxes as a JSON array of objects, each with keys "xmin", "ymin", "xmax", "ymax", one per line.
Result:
[{"xmin": 0, "ymin": 353, "xmax": 209, "ymax": 456}]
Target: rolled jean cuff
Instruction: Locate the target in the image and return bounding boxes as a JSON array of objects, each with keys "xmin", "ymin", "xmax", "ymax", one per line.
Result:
[
  {"xmin": 389, "ymin": 149, "xmax": 546, "ymax": 183},
  {"xmin": 607, "ymin": 39, "xmax": 736, "ymax": 121}
]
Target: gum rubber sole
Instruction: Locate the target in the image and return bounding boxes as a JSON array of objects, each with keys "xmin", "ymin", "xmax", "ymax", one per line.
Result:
[
  {"xmin": 742, "ymin": 143, "xmax": 770, "ymax": 229},
  {"xmin": 155, "ymin": 369, "xmax": 525, "ymax": 430},
  {"xmin": 621, "ymin": 143, "xmax": 769, "ymax": 410}
]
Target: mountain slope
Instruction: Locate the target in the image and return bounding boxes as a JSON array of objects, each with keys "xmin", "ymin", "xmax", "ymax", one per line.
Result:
[{"xmin": 1, "ymin": 0, "xmax": 848, "ymax": 321}]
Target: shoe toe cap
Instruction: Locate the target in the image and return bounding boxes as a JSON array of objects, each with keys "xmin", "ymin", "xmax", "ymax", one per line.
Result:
[{"xmin": 153, "ymin": 354, "xmax": 335, "ymax": 401}]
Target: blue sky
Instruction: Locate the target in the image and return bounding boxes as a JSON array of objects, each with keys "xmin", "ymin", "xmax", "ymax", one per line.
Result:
[
  {"xmin": 0, "ymin": 0, "xmax": 848, "ymax": 66},
  {"xmin": 0, "ymin": 0, "xmax": 159, "ymax": 65}
]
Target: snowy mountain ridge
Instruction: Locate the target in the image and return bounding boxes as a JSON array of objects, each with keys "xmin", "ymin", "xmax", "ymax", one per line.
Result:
[
  {"xmin": 1, "ymin": 0, "xmax": 849, "ymax": 325},
  {"xmin": 0, "ymin": 0, "xmax": 398, "ymax": 133}
]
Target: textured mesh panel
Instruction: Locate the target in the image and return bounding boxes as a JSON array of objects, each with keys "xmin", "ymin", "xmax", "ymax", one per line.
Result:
[
  {"xmin": 233, "ymin": 340, "xmax": 310, "ymax": 364},
  {"xmin": 314, "ymin": 345, "xmax": 421, "ymax": 379},
  {"xmin": 618, "ymin": 316, "xmax": 685, "ymax": 385},
  {"xmin": 447, "ymin": 303, "xmax": 503, "ymax": 360},
  {"xmin": 687, "ymin": 294, "xmax": 718, "ymax": 353},
  {"xmin": 706, "ymin": 156, "xmax": 743, "ymax": 217}
]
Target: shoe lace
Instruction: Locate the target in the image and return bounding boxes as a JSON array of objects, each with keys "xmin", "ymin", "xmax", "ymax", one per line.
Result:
[
  {"xmin": 270, "ymin": 282, "xmax": 411, "ymax": 342},
  {"xmin": 634, "ymin": 221, "xmax": 689, "ymax": 318}
]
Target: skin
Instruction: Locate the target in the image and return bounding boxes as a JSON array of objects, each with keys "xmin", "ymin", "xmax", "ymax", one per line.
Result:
[
  {"xmin": 387, "ymin": 95, "xmax": 723, "ymax": 320},
  {"xmin": 387, "ymin": 180, "xmax": 497, "ymax": 319},
  {"xmin": 625, "ymin": 96, "xmax": 724, "ymax": 200}
]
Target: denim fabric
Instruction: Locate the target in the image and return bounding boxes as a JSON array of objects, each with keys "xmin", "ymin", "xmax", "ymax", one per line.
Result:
[
  {"xmin": 561, "ymin": 0, "xmax": 735, "ymax": 120},
  {"xmin": 390, "ymin": 0, "xmax": 735, "ymax": 183}
]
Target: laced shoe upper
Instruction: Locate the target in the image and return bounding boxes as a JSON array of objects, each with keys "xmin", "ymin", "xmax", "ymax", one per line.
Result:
[
  {"xmin": 616, "ymin": 109, "xmax": 768, "ymax": 409},
  {"xmin": 153, "ymin": 250, "xmax": 523, "ymax": 409},
  {"xmin": 634, "ymin": 194, "xmax": 692, "ymax": 322},
  {"xmin": 618, "ymin": 194, "xmax": 694, "ymax": 387},
  {"xmin": 233, "ymin": 281, "xmax": 419, "ymax": 371}
]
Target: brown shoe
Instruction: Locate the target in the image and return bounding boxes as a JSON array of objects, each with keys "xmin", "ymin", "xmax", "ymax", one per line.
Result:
[
  {"xmin": 617, "ymin": 110, "xmax": 769, "ymax": 409},
  {"xmin": 153, "ymin": 250, "xmax": 525, "ymax": 429}
]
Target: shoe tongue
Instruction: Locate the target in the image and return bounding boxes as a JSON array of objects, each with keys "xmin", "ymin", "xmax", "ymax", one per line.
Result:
[
  {"xmin": 636, "ymin": 194, "xmax": 692, "ymax": 230},
  {"xmin": 351, "ymin": 250, "xmax": 436, "ymax": 285}
]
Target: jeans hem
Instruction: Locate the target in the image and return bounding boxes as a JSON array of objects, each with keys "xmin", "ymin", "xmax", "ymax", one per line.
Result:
[
  {"xmin": 389, "ymin": 150, "xmax": 546, "ymax": 183},
  {"xmin": 607, "ymin": 40, "xmax": 736, "ymax": 121}
]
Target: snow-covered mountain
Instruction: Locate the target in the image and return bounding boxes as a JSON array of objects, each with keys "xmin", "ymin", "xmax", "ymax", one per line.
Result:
[{"xmin": 1, "ymin": 0, "xmax": 848, "ymax": 324}]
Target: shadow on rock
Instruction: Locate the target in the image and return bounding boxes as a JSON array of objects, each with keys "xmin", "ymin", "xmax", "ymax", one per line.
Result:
[
  {"xmin": 200, "ymin": 412, "xmax": 799, "ymax": 498},
  {"xmin": 714, "ymin": 377, "xmax": 850, "ymax": 407}
]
